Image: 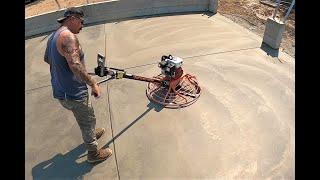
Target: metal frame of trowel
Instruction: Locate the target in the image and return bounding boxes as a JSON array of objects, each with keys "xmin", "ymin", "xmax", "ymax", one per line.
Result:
[{"xmin": 92, "ymin": 53, "xmax": 163, "ymax": 85}]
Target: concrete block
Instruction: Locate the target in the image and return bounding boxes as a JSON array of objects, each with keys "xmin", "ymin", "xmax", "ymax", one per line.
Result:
[
  {"xmin": 209, "ymin": 0, "xmax": 218, "ymax": 14},
  {"xmin": 262, "ymin": 17, "xmax": 285, "ymax": 49}
]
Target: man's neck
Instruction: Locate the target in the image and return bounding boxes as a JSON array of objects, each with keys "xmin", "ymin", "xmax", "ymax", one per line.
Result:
[
  {"xmin": 58, "ymin": 25, "xmax": 70, "ymax": 32},
  {"xmin": 60, "ymin": 21, "xmax": 72, "ymax": 30}
]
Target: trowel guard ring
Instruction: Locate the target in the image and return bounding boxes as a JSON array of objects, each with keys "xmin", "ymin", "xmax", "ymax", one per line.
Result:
[{"xmin": 146, "ymin": 73, "xmax": 201, "ymax": 108}]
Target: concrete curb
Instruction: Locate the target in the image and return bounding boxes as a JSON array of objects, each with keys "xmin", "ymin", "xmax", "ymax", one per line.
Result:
[{"xmin": 25, "ymin": 0, "xmax": 217, "ymax": 38}]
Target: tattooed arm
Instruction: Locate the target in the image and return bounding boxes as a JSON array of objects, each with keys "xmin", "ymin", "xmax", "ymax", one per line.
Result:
[
  {"xmin": 58, "ymin": 31, "xmax": 101, "ymax": 97},
  {"xmin": 60, "ymin": 32, "xmax": 96, "ymax": 86}
]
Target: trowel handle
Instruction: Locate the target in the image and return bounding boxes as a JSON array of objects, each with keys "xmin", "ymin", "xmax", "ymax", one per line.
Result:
[{"xmin": 95, "ymin": 53, "xmax": 106, "ymax": 77}]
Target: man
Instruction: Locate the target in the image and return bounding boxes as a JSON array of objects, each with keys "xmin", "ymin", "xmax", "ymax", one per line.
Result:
[{"xmin": 44, "ymin": 7, "xmax": 112, "ymax": 163}]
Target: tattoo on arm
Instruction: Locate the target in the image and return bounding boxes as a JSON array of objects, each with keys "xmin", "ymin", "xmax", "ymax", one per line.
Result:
[{"xmin": 61, "ymin": 34, "xmax": 96, "ymax": 86}]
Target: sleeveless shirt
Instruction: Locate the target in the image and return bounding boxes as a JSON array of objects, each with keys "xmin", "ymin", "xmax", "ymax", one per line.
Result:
[{"xmin": 46, "ymin": 27, "xmax": 88, "ymax": 100}]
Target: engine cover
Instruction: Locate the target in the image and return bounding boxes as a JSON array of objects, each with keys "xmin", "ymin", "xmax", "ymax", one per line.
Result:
[{"xmin": 159, "ymin": 55, "xmax": 184, "ymax": 79}]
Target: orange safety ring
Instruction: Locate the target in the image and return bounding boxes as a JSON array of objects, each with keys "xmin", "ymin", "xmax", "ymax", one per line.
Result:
[{"xmin": 146, "ymin": 73, "xmax": 201, "ymax": 108}]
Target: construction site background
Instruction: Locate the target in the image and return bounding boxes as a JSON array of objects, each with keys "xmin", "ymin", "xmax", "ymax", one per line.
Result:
[{"xmin": 25, "ymin": 0, "xmax": 295, "ymax": 57}]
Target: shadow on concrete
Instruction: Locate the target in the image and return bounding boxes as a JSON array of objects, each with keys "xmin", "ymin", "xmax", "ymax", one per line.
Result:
[
  {"xmin": 32, "ymin": 144, "xmax": 96, "ymax": 180},
  {"xmin": 103, "ymin": 101, "xmax": 164, "ymax": 148},
  {"xmin": 260, "ymin": 42, "xmax": 279, "ymax": 58},
  {"xmin": 202, "ymin": 11, "xmax": 216, "ymax": 18},
  {"xmin": 31, "ymin": 101, "xmax": 163, "ymax": 179}
]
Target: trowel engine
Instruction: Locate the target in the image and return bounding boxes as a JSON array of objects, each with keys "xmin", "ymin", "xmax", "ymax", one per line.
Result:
[{"xmin": 158, "ymin": 55, "xmax": 184, "ymax": 81}]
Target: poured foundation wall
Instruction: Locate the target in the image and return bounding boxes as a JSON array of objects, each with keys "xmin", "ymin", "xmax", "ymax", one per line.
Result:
[{"xmin": 25, "ymin": 0, "xmax": 218, "ymax": 38}]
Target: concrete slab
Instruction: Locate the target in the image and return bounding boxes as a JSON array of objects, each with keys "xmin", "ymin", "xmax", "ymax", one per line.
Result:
[{"xmin": 25, "ymin": 12, "xmax": 294, "ymax": 179}]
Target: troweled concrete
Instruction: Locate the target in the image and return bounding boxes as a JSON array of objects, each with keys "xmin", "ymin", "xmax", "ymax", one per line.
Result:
[{"xmin": 25, "ymin": 12, "xmax": 294, "ymax": 179}]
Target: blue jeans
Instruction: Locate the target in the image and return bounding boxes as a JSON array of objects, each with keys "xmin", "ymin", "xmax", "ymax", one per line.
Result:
[{"xmin": 58, "ymin": 95, "xmax": 98, "ymax": 151}]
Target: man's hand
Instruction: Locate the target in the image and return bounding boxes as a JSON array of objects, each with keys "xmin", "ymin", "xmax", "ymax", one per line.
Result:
[{"xmin": 91, "ymin": 83, "xmax": 102, "ymax": 98}]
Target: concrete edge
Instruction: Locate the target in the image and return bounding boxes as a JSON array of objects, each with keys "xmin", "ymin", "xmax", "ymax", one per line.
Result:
[{"xmin": 25, "ymin": 0, "xmax": 218, "ymax": 38}]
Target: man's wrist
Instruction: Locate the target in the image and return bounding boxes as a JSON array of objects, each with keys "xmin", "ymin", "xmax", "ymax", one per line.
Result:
[{"xmin": 89, "ymin": 78, "xmax": 97, "ymax": 87}]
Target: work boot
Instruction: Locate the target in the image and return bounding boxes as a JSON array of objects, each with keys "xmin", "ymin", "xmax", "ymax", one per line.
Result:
[
  {"xmin": 95, "ymin": 128, "xmax": 105, "ymax": 140},
  {"xmin": 87, "ymin": 148, "xmax": 113, "ymax": 163}
]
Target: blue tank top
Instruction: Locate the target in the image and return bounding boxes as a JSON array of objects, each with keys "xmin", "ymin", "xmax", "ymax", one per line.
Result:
[{"xmin": 47, "ymin": 27, "xmax": 88, "ymax": 100}]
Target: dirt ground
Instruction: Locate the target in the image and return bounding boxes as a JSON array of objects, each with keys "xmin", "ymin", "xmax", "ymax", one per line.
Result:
[
  {"xmin": 218, "ymin": 0, "xmax": 295, "ymax": 57},
  {"xmin": 25, "ymin": 0, "xmax": 105, "ymax": 17},
  {"xmin": 25, "ymin": 0, "xmax": 295, "ymax": 57}
]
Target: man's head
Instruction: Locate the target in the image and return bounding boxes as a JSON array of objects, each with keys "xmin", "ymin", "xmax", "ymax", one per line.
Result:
[{"xmin": 57, "ymin": 7, "xmax": 84, "ymax": 34}]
